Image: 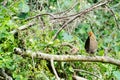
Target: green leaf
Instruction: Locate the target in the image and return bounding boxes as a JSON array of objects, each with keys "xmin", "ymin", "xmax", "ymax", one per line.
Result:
[
  {"xmin": 62, "ymin": 32, "xmax": 73, "ymax": 41},
  {"xmin": 113, "ymin": 71, "xmax": 120, "ymax": 80},
  {"xmin": 19, "ymin": 2, "xmax": 29, "ymax": 13},
  {"xmin": 69, "ymin": 66, "xmax": 74, "ymax": 72}
]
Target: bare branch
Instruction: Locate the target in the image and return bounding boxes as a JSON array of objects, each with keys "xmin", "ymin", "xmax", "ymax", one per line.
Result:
[
  {"xmin": 25, "ymin": 13, "xmax": 55, "ymax": 21},
  {"xmin": 1, "ymin": 0, "xmax": 8, "ymax": 6},
  {"xmin": 0, "ymin": 68, "xmax": 13, "ymax": 80},
  {"xmin": 14, "ymin": 48, "xmax": 120, "ymax": 66},
  {"xmin": 10, "ymin": 22, "xmax": 36, "ymax": 34},
  {"xmin": 72, "ymin": 75, "xmax": 88, "ymax": 80},
  {"xmin": 52, "ymin": 0, "xmax": 113, "ymax": 40},
  {"xmin": 54, "ymin": 2, "xmax": 79, "ymax": 15},
  {"xmin": 74, "ymin": 69, "xmax": 100, "ymax": 79},
  {"xmin": 60, "ymin": 42, "xmax": 74, "ymax": 48},
  {"xmin": 60, "ymin": 42, "xmax": 79, "ymax": 55},
  {"xmin": 25, "ymin": 2, "xmax": 79, "ymax": 21},
  {"xmin": 50, "ymin": 59, "xmax": 60, "ymax": 80},
  {"xmin": 105, "ymin": 4, "xmax": 119, "ymax": 29}
]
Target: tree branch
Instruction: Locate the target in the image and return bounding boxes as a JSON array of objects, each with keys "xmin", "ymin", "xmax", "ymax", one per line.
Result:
[
  {"xmin": 14, "ymin": 48, "xmax": 120, "ymax": 66},
  {"xmin": 24, "ymin": 13, "xmax": 55, "ymax": 21},
  {"xmin": 50, "ymin": 59, "xmax": 60, "ymax": 80},
  {"xmin": 10, "ymin": 22, "xmax": 36, "ymax": 34},
  {"xmin": 74, "ymin": 69, "xmax": 100, "ymax": 79},
  {"xmin": 72, "ymin": 75, "xmax": 87, "ymax": 80},
  {"xmin": 0, "ymin": 68, "xmax": 13, "ymax": 80},
  {"xmin": 105, "ymin": 4, "xmax": 119, "ymax": 29},
  {"xmin": 52, "ymin": 0, "xmax": 112, "ymax": 40}
]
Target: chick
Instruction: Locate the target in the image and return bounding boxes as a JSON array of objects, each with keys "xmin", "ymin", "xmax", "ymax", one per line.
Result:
[{"xmin": 85, "ymin": 31, "xmax": 97, "ymax": 54}]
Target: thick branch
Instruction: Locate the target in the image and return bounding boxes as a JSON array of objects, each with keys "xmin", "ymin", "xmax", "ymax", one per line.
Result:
[{"xmin": 14, "ymin": 48, "xmax": 120, "ymax": 66}]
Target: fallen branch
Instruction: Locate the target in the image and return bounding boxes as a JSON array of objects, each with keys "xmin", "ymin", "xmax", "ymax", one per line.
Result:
[{"xmin": 14, "ymin": 48, "xmax": 120, "ymax": 66}]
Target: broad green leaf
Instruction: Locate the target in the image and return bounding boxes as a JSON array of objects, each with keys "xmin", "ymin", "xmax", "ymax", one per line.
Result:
[
  {"xmin": 62, "ymin": 32, "xmax": 73, "ymax": 41},
  {"xmin": 19, "ymin": 2, "xmax": 29, "ymax": 13},
  {"xmin": 113, "ymin": 71, "xmax": 120, "ymax": 80}
]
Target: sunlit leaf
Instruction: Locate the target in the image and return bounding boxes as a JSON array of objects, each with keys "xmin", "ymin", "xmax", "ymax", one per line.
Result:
[
  {"xmin": 62, "ymin": 32, "xmax": 73, "ymax": 41},
  {"xmin": 113, "ymin": 71, "xmax": 120, "ymax": 80},
  {"xmin": 19, "ymin": 2, "xmax": 29, "ymax": 13}
]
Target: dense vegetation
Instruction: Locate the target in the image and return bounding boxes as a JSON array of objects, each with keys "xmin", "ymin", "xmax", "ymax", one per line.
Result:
[{"xmin": 0, "ymin": 0, "xmax": 120, "ymax": 80}]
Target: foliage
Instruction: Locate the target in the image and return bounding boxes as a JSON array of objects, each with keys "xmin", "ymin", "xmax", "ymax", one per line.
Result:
[{"xmin": 0, "ymin": 0, "xmax": 120, "ymax": 80}]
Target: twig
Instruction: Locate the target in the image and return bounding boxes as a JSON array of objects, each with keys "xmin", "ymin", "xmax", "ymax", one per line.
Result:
[
  {"xmin": 74, "ymin": 69, "xmax": 101, "ymax": 79},
  {"xmin": 1, "ymin": 68, "xmax": 13, "ymax": 80},
  {"xmin": 50, "ymin": 59, "xmax": 60, "ymax": 80},
  {"xmin": 72, "ymin": 75, "xmax": 88, "ymax": 80},
  {"xmin": 51, "ymin": 0, "xmax": 103, "ymax": 20},
  {"xmin": 54, "ymin": 2, "xmax": 79, "ymax": 15},
  {"xmin": 51, "ymin": 14, "xmax": 77, "ymax": 20},
  {"xmin": 60, "ymin": 42, "xmax": 74, "ymax": 48},
  {"xmin": 105, "ymin": 4, "xmax": 119, "ymax": 29},
  {"xmin": 0, "ymin": 76, "xmax": 4, "ymax": 80},
  {"xmin": 10, "ymin": 22, "xmax": 36, "ymax": 34},
  {"xmin": 25, "ymin": 2, "xmax": 79, "ymax": 22},
  {"xmin": 14, "ymin": 48, "xmax": 120, "ymax": 66},
  {"xmin": 1, "ymin": 0, "xmax": 7, "ymax": 6},
  {"xmin": 25, "ymin": 13, "xmax": 55, "ymax": 21},
  {"xmin": 104, "ymin": 47, "xmax": 109, "ymax": 56},
  {"xmin": 60, "ymin": 42, "xmax": 79, "ymax": 54},
  {"xmin": 52, "ymin": 0, "xmax": 112, "ymax": 40}
]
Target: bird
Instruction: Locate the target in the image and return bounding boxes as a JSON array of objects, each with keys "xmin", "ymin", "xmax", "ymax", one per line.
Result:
[{"xmin": 85, "ymin": 31, "xmax": 97, "ymax": 54}]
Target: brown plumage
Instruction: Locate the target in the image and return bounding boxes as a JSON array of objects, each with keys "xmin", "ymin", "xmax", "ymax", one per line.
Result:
[{"xmin": 85, "ymin": 31, "xmax": 97, "ymax": 54}]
